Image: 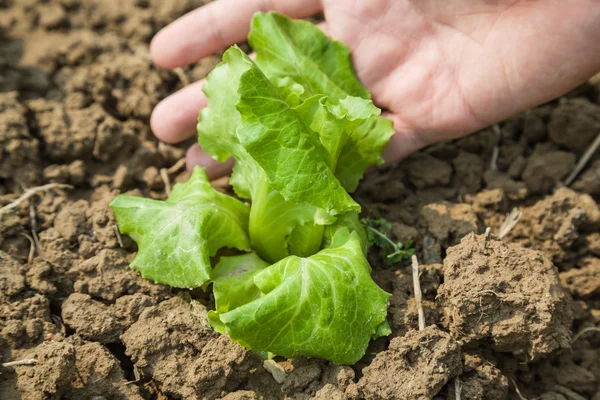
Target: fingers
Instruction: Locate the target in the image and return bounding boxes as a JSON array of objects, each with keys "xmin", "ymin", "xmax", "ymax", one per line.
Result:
[
  {"xmin": 186, "ymin": 143, "xmax": 235, "ymax": 179},
  {"xmin": 151, "ymin": 0, "xmax": 323, "ymax": 69},
  {"xmin": 151, "ymin": 80, "xmax": 206, "ymax": 143},
  {"xmin": 381, "ymin": 112, "xmax": 429, "ymax": 164}
]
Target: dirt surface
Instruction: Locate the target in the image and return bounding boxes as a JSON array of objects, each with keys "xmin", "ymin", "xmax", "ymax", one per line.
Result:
[{"xmin": 1, "ymin": 1, "xmax": 600, "ymax": 399}]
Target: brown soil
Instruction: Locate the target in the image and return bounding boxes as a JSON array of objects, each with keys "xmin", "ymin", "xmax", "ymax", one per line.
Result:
[{"xmin": 1, "ymin": 1, "xmax": 599, "ymax": 399}]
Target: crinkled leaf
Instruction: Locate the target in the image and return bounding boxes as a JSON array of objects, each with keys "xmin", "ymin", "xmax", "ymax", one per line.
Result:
[
  {"xmin": 197, "ymin": 45, "xmax": 251, "ymax": 162},
  {"xmin": 236, "ymin": 62, "xmax": 359, "ymax": 218},
  {"xmin": 273, "ymin": 76, "xmax": 307, "ymax": 107},
  {"xmin": 335, "ymin": 116, "xmax": 395, "ymax": 192},
  {"xmin": 294, "ymin": 95, "xmax": 391, "ymax": 191},
  {"xmin": 199, "ymin": 47, "xmax": 338, "ymax": 261},
  {"xmin": 211, "ymin": 229, "xmax": 390, "ymax": 364},
  {"xmin": 322, "ymin": 212, "xmax": 368, "ymax": 256},
  {"xmin": 250, "ymin": 11, "xmax": 370, "ymax": 101},
  {"xmin": 110, "ymin": 167, "xmax": 250, "ymax": 288}
]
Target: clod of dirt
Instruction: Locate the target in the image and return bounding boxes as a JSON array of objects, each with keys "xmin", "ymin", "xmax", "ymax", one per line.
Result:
[
  {"xmin": 405, "ymin": 153, "xmax": 453, "ymax": 189},
  {"xmin": 483, "ymin": 170, "xmax": 527, "ymax": 200},
  {"xmin": 43, "ymin": 160, "xmax": 87, "ymax": 185},
  {"xmin": 572, "ymin": 159, "xmax": 600, "ymax": 196},
  {"xmin": 71, "ymin": 248, "xmax": 169, "ymax": 302},
  {"xmin": 437, "ymin": 233, "xmax": 573, "ymax": 360},
  {"xmin": 588, "ymin": 232, "xmax": 600, "ymax": 256},
  {"xmin": 450, "ymin": 353, "xmax": 508, "ymax": 400},
  {"xmin": 14, "ymin": 341, "xmax": 76, "ymax": 400},
  {"xmin": 61, "ymin": 293, "xmax": 122, "ymax": 343},
  {"xmin": 112, "ymin": 293, "xmax": 157, "ymax": 327},
  {"xmin": 548, "ymin": 98, "xmax": 600, "ymax": 151},
  {"xmin": 220, "ymin": 391, "xmax": 260, "ymax": 400},
  {"xmin": 507, "ymin": 155, "xmax": 527, "ymax": 179},
  {"xmin": 531, "ymin": 329, "xmax": 600, "ymax": 399},
  {"xmin": 508, "ymin": 187, "xmax": 600, "ymax": 266},
  {"xmin": 0, "ymin": 211, "xmax": 22, "ymax": 248},
  {"xmin": 1, "ymin": 294, "xmax": 60, "ymax": 353},
  {"xmin": 64, "ymin": 341, "xmax": 143, "ymax": 399},
  {"xmin": 0, "ymin": 251, "xmax": 25, "ymax": 299},
  {"xmin": 66, "ymin": 52, "xmax": 179, "ymax": 120},
  {"xmin": 187, "ymin": 335, "xmax": 260, "ymax": 399},
  {"xmin": 358, "ymin": 326, "xmax": 461, "ymax": 400},
  {"xmin": 452, "ymin": 152, "xmax": 484, "ymax": 194},
  {"xmin": 54, "ymin": 199, "xmax": 90, "ymax": 242},
  {"xmin": 522, "ymin": 108, "xmax": 548, "ymax": 143},
  {"xmin": 121, "ymin": 295, "xmax": 216, "ymax": 398},
  {"xmin": 421, "ymin": 202, "xmax": 479, "ymax": 248},
  {"xmin": 28, "ymin": 100, "xmax": 91, "ymax": 160},
  {"xmin": 391, "ymin": 222, "xmax": 419, "ymax": 247},
  {"xmin": 281, "ymin": 359, "xmax": 323, "ymax": 394},
  {"xmin": 86, "ymin": 186, "xmax": 121, "ymax": 248},
  {"xmin": 21, "ymin": 30, "xmax": 124, "ymax": 71},
  {"xmin": 0, "ymin": 91, "xmax": 40, "ymax": 186},
  {"xmin": 560, "ymin": 257, "xmax": 600, "ymax": 299},
  {"xmin": 467, "ymin": 189, "xmax": 507, "ymax": 213},
  {"xmin": 522, "ymin": 149, "xmax": 576, "ymax": 194}
]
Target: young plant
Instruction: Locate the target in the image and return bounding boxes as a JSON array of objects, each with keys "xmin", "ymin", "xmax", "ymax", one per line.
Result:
[
  {"xmin": 111, "ymin": 12, "xmax": 395, "ymax": 364},
  {"xmin": 362, "ymin": 217, "xmax": 416, "ymax": 267}
]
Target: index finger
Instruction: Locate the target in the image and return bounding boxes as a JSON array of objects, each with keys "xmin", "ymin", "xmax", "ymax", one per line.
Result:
[{"xmin": 151, "ymin": 0, "xmax": 323, "ymax": 69}]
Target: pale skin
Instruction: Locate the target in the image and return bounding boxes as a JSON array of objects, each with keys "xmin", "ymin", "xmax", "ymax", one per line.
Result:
[{"xmin": 150, "ymin": 0, "xmax": 600, "ymax": 179}]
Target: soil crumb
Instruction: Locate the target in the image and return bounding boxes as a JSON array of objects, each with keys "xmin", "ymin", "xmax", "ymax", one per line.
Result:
[
  {"xmin": 357, "ymin": 325, "xmax": 462, "ymax": 400},
  {"xmin": 437, "ymin": 232, "xmax": 573, "ymax": 360}
]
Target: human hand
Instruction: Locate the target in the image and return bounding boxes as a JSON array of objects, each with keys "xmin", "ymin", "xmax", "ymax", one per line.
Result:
[{"xmin": 150, "ymin": 0, "xmax": 600, "ymax": 178}]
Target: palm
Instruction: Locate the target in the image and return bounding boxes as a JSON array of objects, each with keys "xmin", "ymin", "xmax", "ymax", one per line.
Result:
[{"xmin": 150, "ymin": 0, "xmax": 600, "ymax": 175}]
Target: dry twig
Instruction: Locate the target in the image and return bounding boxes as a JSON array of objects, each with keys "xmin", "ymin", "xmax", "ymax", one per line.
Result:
[
  {"xmin": 0, "ymin": 183, "xmax": 73, "ymax": 214},
  {"xmin": 454, "ymin": 377, "xmax": 462, "ymax": 400},
  {"xmin": 29, "ymin": 205, "xmax": 38, "ymax": 232},
  {"xmin": 411, "ymin": 255, "xmax": 425, "ymax": 331},
  {"xmin": 32, "ymin": 230, "xmax": 45, "ymax": 259},
  {"xmin": 20, "ymin": 233, "xmax": 35, "ymax": 264},
  {"xmin": 113, "ymin": 225, "xmax": 124, "ymax": 248},
  {"xmin": 2, "ymin": 359, "xmax": 38, "ymax": 368},
  {"xmin": 167, "ymin": 158, "xmax": 187, "ymax": 175},
  {"xmin": 572, "ymin": 327, "xmax": 600, "ymax": 343},
  {"xmin": 160, "ymin": 168, "xmax": 171, "ymax": 196},
  {"xmin": 509, "ymin": 377, "xmax": 528, "ymax": 400},
  {"xmin": 484, "ymin": 227, "xmax": 492, "ymax": 247},
  {"xmin": 564, "ymin": 132, "xmax": 600, "ymax": 186},
  {"xmin": 490, "ymin": 124, "xmax": 502, "ymax": 171},
  {"xmin": 498, "ymin": 208, "xmax": 521, "ymax": 239}
]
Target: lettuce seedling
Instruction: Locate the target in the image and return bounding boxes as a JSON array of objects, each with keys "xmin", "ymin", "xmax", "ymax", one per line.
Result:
[{"xmin": 111, "ymin": 12, "xmax": 395, "ymax": 364}]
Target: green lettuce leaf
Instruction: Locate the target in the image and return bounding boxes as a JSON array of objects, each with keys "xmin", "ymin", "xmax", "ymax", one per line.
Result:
[
  {"xmin": 249, "ymin": 180, "xmax": 323, "ymax": 263},
  {"xmin": 110, "ymin": 167, "xmax": 250, "ymax": 288},
  {"xmin": 210, "ymin": 229, "xmax": 390, "ymax": 364},
  {"xmin": 236, "ymin": 62, "xmax": 360, "ymax": 218},
  {"xmin": 322, "ymin": 211, "xmax": 369, "ymax": 256},
  {"xmin": 198, "ymin": 46, "xmax": 332, "ymax": 261},
  {"xmin": 335, "ymin": 116, "xmax": 395, "ymax": 192},
  {"xmin": 249, "ymin": 12, "xmax": 394, "ymax": 192},
  {"xmin": 210, "ymin": 252, "xmax": 269, "ymax": 315},
  {"xmin": 294, "ymin": 95, "xmax": 393, "ymax": 192},
  {"xmin": 249, "ymin": 11, "xmax": 370, "ymax": 100},
  {"xmin": 197, "ymin": 45, "xmax": 251, "ymax": 163}
]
